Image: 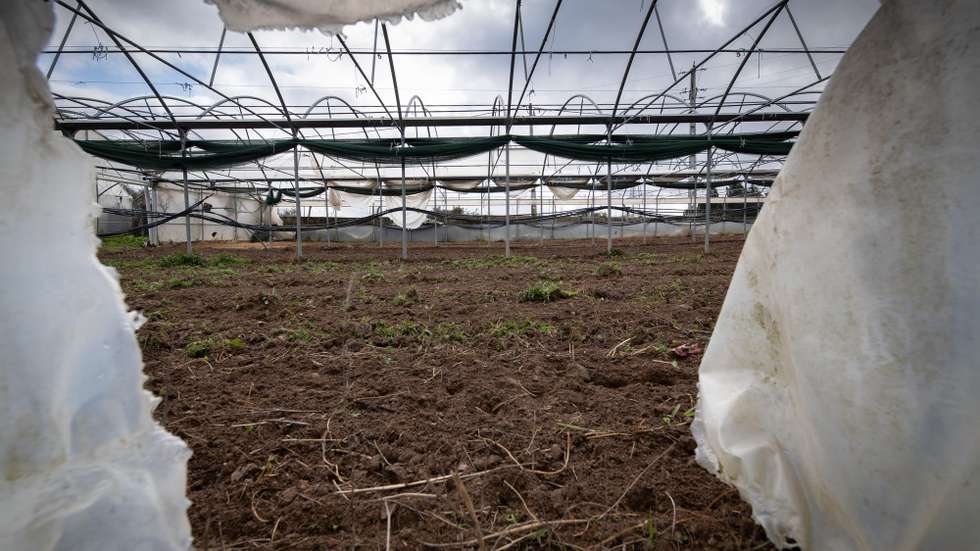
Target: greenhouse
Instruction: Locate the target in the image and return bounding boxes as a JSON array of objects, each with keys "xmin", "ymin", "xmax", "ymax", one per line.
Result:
[{"xmin": 2, "ymin": 0, "xmax": 978, "ymax": 550}]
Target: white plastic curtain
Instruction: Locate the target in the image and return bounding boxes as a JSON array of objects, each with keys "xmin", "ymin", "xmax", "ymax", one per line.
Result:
[
  {"xmin": 207, "ymin": 0, "xmax": 460, "ymax": 34},
  {"xmin": 692, "ymin": 1, "xmax": 980, "ymax": 549}
]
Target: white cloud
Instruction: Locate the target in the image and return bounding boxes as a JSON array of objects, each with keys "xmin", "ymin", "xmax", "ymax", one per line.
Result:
[{"xmin": 698, "ymin": 0, "xmax": 726, "ymax": 26}]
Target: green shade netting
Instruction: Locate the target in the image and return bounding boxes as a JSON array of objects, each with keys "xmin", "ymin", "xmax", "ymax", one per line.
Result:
[
  {"xmin": 280, "ymin": 186, "xmax": 325, "ymax": 198},
  {"xmin": 463, "ymin": 183, "xmax": 538, "ymax": 194},
  {"xmin": 542, "ymin": 180, "xmax": 644, "ymax": 192},
  {"xmin": 75, "ymin": 132, "xmax": 796, "ymax": 170},
  {"xmin": 649, "ymin": 178, "xmax": 775, "ymax": 189},
  {"xmin": 75, "ymin": 139, "xmax": 296, "ymax": 170},
  {"xmin": 264, "ymin": 189, "xmax": 283, "ymax": 205},
  {"xmin": 514, "ymin": 131, "xmax": 798, "ymax": 163},
  {"xmin": 331, "ymin": 184, "xmax": 434, "ymax": 196},
  {"xmin": 301, "ymin": 136, "xmax": 511, "ymax": 165}
]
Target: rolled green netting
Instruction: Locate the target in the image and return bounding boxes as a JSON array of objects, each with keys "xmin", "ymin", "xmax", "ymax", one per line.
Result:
[
  {"xmin": 76, "ymin": 139, "xmax": 296, "ymax": 170},
  {"xmin": 541, "ymin": 179, "xmax": 642, "ymax": 192},
  {"xmin": 514, "ymin": 135, "xmax": 705, "ymax": 163},
  {"xmin": 279, "ymin": 186, "xmax": 326, "ymax": 198},
  {"xmin": 301, "ymin": 135, "xmax": 511, "ymax": 165},
  {"xmin": 76, "ymin": 131, "xmax": 797, "ymax": 170},
  {"xmin": 264, "ymin": 189, "xmax": 283, "ymax": 205},
  {"xmin": 514, "ymin": 131, "xmax": 798, "ymax": 163},
  {"xmin": 648, "ymin": 178, "xmax": 774, "ymax": 190}
]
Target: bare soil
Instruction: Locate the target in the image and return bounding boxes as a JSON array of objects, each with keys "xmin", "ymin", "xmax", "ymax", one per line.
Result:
[{"xmin": 101, "ymin": 235, "xmax": 771, "ymax": 550}]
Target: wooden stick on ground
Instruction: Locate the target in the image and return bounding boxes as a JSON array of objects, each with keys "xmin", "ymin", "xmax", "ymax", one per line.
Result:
[
  {"xmin": 383, "ymin": 500, "xmax": 394, "ymax": 551},
  {"xmin": 334, "ymin": 465, "xmax": 519, "ymax": 495},
  {"xmin": 452, "ymin": 470, "xmax": 486, "ymax": 551}
]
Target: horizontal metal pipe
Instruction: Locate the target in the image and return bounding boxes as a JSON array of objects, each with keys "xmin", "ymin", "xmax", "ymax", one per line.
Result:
[
  {"xmin": 41, "ymin": 47, "xmax": 848, "ymax": 56},
  {"xmin": 57, "ymin": 112, "xmax": 808, "ymax": 132}
]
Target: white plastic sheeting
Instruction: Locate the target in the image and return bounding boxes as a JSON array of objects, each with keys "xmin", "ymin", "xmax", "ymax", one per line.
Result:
[
  {"xmin": 441, "ymin": 179, "xmax": 484, "ymax": 191},
  {"xmin": 207, "ymin": 0, "xmax": 460, "ymax": 34},
  {"xmin": 0, "ymin": 3, "xmax": 192, "ymax": 550},
  {"xmin": 546, "ymin": 178, "xmax": 590, "ymax": 200},
  {"xmin": 328, "ymin": 187, "xmax": 344, "ymax": 208},
  {"xmin": 328, "ymin": 180, "xmax": 377, "ymax": 209},
  {"xmin": 692, "ymin": 1, "xmax": 980, "ymax": 549},
  {"xmin": 154, "ymin": 183, "xmax": 275, "ymax": 243},
  {"xmin": 385, "ymin": 188, "xmax": 433, "ymax": 229},
  {"xmin": 547, "ymin": 185, "xmax": 584, "ymax": 200}
]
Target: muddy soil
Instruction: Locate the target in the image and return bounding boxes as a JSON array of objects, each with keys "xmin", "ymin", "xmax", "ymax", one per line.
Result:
[{"xmin": 101, "ymin": 236, "xmax": 771, "ymax": 550}]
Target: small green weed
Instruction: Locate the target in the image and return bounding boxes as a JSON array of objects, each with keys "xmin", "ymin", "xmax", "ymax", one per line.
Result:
[
  {"xmin": 209, "ymin": 253, "xmax": 249, "ymax": 267},
  {"xmin": 100, "ymin": 234, "xmax": 146, "ymax": 251},
  {"xmin": 491, "ymin": 318, "xmax": 554, "ymax": 338},
  {"xmin": 133, "ymin": 279, "xmax": 164, "ymax": 292},
  {"xmin": 185, "ymin": 340, "xmax": 211, "ymax": 358},
  {"xmin": 373, "ymin": 320, "xmax": 432, "ymax": 343},
  {"xmin": 303, "ymin": 260, "xmax": 340, "ymax": 273},
  {"xmin": 166, "ymin": 277, "xmax": 194, "ymax": 288},
  {"xmin": 158, "ymin": 253, "xmax": 206, "ymax": 268},
  {"xmin": 662, "ymin": 404, "xmax": 696, "ymax": 426},
  {"xmin": 677, "ymin": 254, "xmax": 705, "ymax": 264},
  {"xmin": 594, "ymin": 261, "xmax": 623, "ymax": 277},
  {"xmin": 101, "ymin": 257, "xmax": 156, "ymax": 270},
  {"xmin": 443, "ymin": 255, "xmax": 541, "ymax": 270},
  {"xmin": 361, "ymin": 265, "xmax": 386, "ymax": 283},
  {"xmin": 433, "ymin": 322, "xmax": 467, "ymax": 342},
  {"xmin": 259, "ymin": 264, "xmax": 297, "ymax": 274},
  {"xmin": 635, "ymin": 252, "xmax": 665, "ymax": 264},
  {"xmin": 518, "ymin": 281, "xmax": 576, "ymax": 303},
  {"xmin": 287, "ymin": 328, "xmax": 313, "ymax": 343},
  {"xmin": 224, "ymin": 337, "xmax": 246, "ymax": 351},
  {"xmin": 392, "ymin": 287, "xmax": 420, "ymax": 306}
]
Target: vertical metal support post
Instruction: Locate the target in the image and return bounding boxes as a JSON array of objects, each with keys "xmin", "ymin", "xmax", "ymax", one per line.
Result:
[
  {"xmin": 704, "ymin": 145, "xmax": 713, "ymax": 254},
  {"xmin": 642, "ymin": 180, "xmax": 648, "ymax": 243},
  {"xmin": 550, "ymin": 195, "xmax": 555, "ymax": 239},
  {"xmin": 147, "ymin": 184, "xmax": 160, "ymax": 246},
  {"xmin": 606, "ymin": 126, "xmax": 613, "ymax": 254},
  {"xmin": 180, "ymin": 130, "xmax": 192, "ymax": 255},
  {"xmin": 378, "ymin": 179, "xmax": 384, "ymax": 247},
  {"xmin": 688, "ymin": 64, "xmax": 697, "ymax": 240},
  {"xmin": 232, "ymin": 183, "xmax": 238, "ymax": 241},
  {"xmin": 292, "ymin": 130, "xmax": 303, "ymax": 258},
  {"xmin": 590, "ymin": 186, "xmax": 596, "ymax": 245},
  {"xmin": 325, "ymin": 182, "xmax": 331, "ymax": 245},
  {"xmin": 539, "ymin": 180, "xmax": 544, "ymax": 245},
  {"xmin": 504, "ymin": 141, "xmax": 511, "ymax": 257},
  {"xmin": 722, "ymin": 182, "xmax": 727, "ymax": 232},
  {"xmin": 743, "ymin": 181, "xmax": 748, "ymax": 235},
  {"xmin": 400, "ymin": 132, "xmax": 408, "ymax": 260},
  {"xmin": 654, "ymin": 188, "xmax": 662, "ymax": 237}
]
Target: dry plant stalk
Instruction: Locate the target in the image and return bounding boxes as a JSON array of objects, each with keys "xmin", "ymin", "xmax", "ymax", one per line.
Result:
[{"xmin": 452, "ymin": 470, "xmax": 486, "ymax": 551}]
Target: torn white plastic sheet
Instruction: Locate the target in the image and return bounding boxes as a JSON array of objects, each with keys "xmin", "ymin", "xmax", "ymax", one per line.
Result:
[
  {"xmin": 546, "ymin": 185, "xmax": 583, "ymax": 200},
  {"xmin": 326, "ymin": 180, "xmax": 378, "ymax": 209},
  {"xmin": 0, "ymin": 3, "xmax": 191, "ymax": 550},
  {"xmin": 692, "ymin": 1, "xmax": 980, "ymax": 549},
  {"xmin": 545, "ymin": 177, "xmax": 591, "ymax": 200},
  {"xmin": 207, "ymin": 0, "xmax": 460, "ymax": 34},
  {"xmin": 385, "ymin": 188, "xmax": 433, "ymax": 229}
]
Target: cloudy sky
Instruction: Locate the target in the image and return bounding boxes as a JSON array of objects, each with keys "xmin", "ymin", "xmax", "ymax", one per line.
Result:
[
  {"xmin": 42, "ymin": 0, "xmax": 879, "ymax": 125},
  {"xmin": 46, "ymin": 0, "xmax": 881, "ymax": 198}
]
